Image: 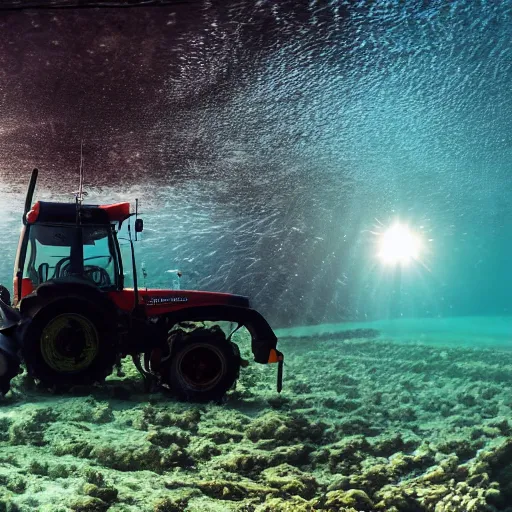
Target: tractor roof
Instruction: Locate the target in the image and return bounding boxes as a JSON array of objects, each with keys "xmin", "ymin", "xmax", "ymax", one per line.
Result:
[{"xmin": 26, "ymin": 201, "xmax": 131, "ymax": 225}]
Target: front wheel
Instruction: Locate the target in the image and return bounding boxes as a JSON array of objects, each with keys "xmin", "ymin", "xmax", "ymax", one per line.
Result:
[{"xmin": 164, "ymin": 327, "xmax": 240, "ymax": 402}]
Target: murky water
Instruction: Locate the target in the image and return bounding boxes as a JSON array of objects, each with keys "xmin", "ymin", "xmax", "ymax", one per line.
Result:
[{"xmin": 0, "ymin": 0, "xmax": 510, "ymax": 328}]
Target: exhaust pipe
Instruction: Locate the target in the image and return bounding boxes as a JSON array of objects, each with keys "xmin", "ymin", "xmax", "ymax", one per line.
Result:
[{"xmin": 23, "ymin": 168, "xmax": 39, "ymax": 225}]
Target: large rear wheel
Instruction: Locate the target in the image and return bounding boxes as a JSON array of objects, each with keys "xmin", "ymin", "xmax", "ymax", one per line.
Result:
[{"xmin": 22, "ymin": 296, "xmax": 117, "ymax": 390}]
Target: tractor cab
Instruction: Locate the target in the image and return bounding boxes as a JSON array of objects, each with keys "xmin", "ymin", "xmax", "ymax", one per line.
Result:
[{"xmin": 13, "ymin": 201, "xmax": 132, "ymax": 305}]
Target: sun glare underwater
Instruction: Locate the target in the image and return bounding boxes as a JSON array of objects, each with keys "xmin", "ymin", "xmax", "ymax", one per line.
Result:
[{"xmin": 376, "ymin": 221, "xmax": 425, "ymax": 267}]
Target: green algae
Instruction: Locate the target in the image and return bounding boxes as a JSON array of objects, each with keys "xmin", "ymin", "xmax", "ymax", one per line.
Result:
[{"xmin": 1, "ymin": 330, "xmax": 512, "ymax": 510}]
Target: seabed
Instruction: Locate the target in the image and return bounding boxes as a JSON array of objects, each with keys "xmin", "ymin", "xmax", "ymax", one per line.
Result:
[{"xmin": 1, "ymin": 316, "xmax": 511, "ymax": 511}]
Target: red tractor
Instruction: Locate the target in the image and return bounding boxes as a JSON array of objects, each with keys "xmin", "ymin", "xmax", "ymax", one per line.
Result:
[{"xmin": 0, "ymin": 169, "xmax": 283, "ymax": 401}]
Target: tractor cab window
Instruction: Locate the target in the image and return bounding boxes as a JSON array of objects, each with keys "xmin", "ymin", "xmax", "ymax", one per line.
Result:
[
  {"xmin": 24, "ymin": 226, "xmax": 71, "ymax": 285},
  {"xmin": 23, "ymin": 224, "xmax": 119, "ymax": 289},
  {"xmin": 115, "ymin": 218, "xmax": 143, "ymax": 290},
  {"xmin": 82, "ymin": 226, "xmax": 118, "ymax": 288},
  {"xmin": 118, "ymin": 237, "xmax": 134, "ymax": 289}
]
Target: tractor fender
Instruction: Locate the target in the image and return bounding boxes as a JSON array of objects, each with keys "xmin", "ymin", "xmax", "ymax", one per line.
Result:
[
  {"xmin": 20, "ymin": 277, "xmax": 118, "ymax": 318},
  {"xmin": 18, "ymin": 278, "xmax": 120, "ymax": 351},
  {"xmin": 160, "ymin": 305, "xmax": 278, "ymax": 364}
]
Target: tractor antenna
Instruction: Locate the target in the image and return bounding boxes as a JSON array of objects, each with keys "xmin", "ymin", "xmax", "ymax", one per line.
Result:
[
  {"xmin": 127, "ymin": 222, "xmax": 140, "ymax": 313},
  {"xmin": 78, "ymin": 140, "xmax": 85, "ymax": 204},
  {"xmin": 75, "ymin": 140, "xmax": 89, "ymax": 225},
  {"xmin": 23, "ymin": 168, "xmax": 39, "ymax": 223}
]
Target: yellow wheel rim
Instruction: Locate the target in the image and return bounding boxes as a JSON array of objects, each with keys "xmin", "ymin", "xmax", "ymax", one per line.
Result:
[{"xmin": 41, "ymin": 313, "xmax": 99, "ymax": 372}]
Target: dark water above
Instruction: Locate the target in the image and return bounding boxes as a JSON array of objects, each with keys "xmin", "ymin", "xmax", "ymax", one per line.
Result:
[{"xmin": 0, "ymin": 0, "xmax": 511, "ymax": 328}]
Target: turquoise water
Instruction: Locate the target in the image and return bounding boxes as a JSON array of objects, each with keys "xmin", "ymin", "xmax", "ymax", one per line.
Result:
[
  {"xmin": 1, "ymin": 1, "xmax": 510, "ymax": 334},
  {"xmin": 277, "ymin": 316, "xmax": 512, "ymax": 349}
]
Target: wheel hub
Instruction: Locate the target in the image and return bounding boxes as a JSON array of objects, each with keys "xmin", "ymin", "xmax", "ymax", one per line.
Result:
[
  {"xmin": 178, "ymin": 344, "xmax": 225, "ymax": 390},
  {"xmin": 40, "ymin": 313, "xmax": 99, "ymax": 372}
]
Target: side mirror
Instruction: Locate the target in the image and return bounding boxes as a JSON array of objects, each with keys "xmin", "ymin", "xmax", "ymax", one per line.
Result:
[{"xmin": 135, "ymin": 219, "xmax": 144, "ymax": 233}]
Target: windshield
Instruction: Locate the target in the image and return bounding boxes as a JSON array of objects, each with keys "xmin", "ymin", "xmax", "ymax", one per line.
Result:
[{"xmin": 23, "ymin": 223, "xmax": 119, "ymax": 289}]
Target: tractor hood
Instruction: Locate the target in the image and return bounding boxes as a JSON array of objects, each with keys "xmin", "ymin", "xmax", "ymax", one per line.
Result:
[
  {"xmin": 141, "ymin": 289, "xmax": 250, "ymax": 309},
  {"xmin": 108, "ymin": 289, "xmax": 250, "ymax": 312}
]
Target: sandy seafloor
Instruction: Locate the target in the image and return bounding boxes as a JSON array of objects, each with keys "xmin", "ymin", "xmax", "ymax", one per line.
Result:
[{"xmin": 1, "ymin": 317, "xmax": 512, "ymax": 512}]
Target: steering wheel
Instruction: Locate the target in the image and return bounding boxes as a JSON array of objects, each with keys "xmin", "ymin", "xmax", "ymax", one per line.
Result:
[
  {"xmin": 83, "ymin": 266, "xmax": 112, "ymax": 286},
  {"xmin": 54, "ymin": 257, "xmax": 71, "ymax": 278},
  {"xmin": 53, "ymin": 256, "xmax": 113, "ymax": 277},
  {"xmin": 59, "ymin": 263, "xmax": 112, "ymax": 286}
]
